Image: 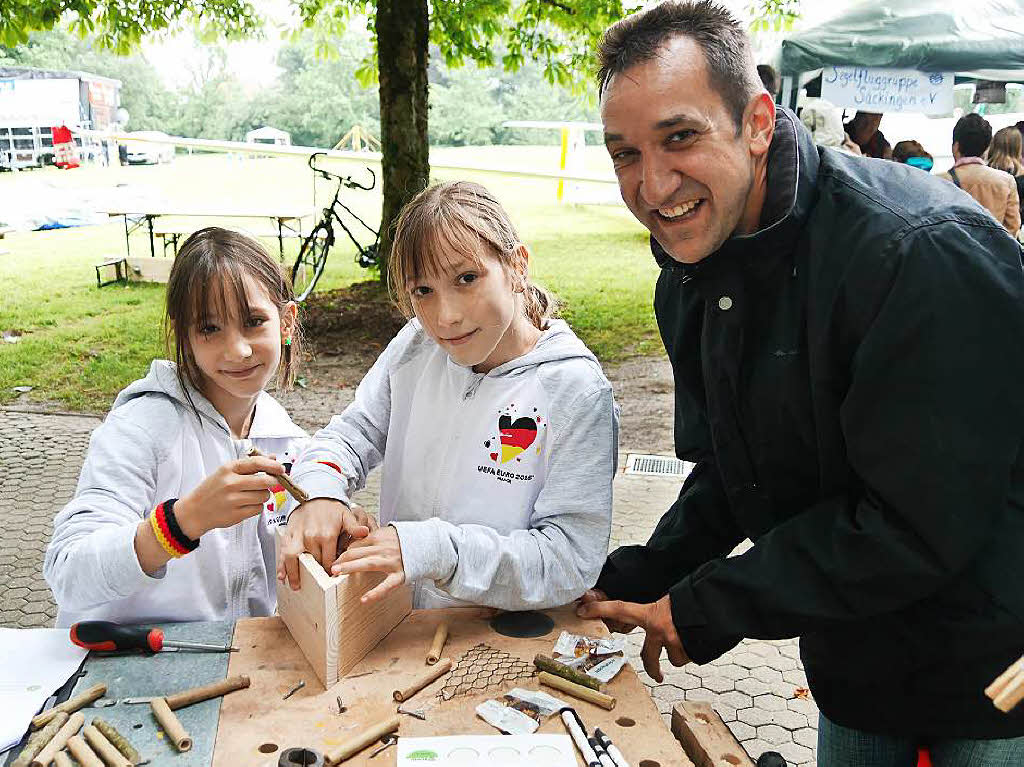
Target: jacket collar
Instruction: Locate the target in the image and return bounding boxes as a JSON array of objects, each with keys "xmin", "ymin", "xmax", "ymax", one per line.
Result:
[
  {"xmin": 248, "ymin": 392, "xmax": 307, "ymax": 440},
  {"xmin": 652, "ymin": 107, "xmax": 819, "ymax": 283}
]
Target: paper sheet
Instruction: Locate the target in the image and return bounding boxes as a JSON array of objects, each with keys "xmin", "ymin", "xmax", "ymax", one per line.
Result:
[
  {"xmin": 0, "ymin": 628, "xmax": 88, "ymax": 753},
  {"xmin": 397, "ymin": 734, "xmax": 575, "ymax": 766}
]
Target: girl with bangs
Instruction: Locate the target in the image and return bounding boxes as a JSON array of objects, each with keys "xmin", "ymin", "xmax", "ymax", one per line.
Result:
[
  {"xmin": 45, "ymin": 227, "xmax": 314, "ymax": 625},
  {"xmin": 280, "ymin": 181, "xmax": 618, "ymax": 611}
]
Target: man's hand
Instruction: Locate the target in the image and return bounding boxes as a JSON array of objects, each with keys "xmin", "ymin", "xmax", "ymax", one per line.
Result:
[
  {"xmin": 577, "ymin": 589, "xmax": 640, "ymax": 634},
  {"xmin": 277, "ymin": 500, "xmax": 376, "ymax": 589},
  {"xmin": 330, "ymin": 525, "xmax": 406, "ymax": 605},
  {"xmin": 577, "ymin": 594, "xmax": 689, "ymax": 682}
]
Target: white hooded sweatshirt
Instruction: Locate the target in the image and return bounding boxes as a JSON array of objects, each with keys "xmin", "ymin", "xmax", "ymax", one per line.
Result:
[
  {"xmin": 44, "ymin": 360, "xmax": 307, "ymax": 627},
  {"xmin": 291, "ymin": 318, "xmax": 618, "ymax": 610}
]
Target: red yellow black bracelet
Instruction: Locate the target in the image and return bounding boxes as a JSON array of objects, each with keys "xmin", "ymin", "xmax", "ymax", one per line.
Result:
[{"xmin": 149, "ymin": 499, "xmax": 199, "ymax": 558}]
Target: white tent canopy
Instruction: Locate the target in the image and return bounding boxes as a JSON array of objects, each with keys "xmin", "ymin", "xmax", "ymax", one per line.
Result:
[{"xmin": 244, "ymin": 126, "xmax": 291, "ymax": 145}]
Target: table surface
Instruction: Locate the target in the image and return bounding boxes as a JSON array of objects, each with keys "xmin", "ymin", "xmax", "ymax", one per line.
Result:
[
  {"xmin": 100, "ymin": 208, "xmax": 311, "ymax": 219},
  {"xmin": 213, "ymin": 607, "xmax": 690, "ymax": 767}
]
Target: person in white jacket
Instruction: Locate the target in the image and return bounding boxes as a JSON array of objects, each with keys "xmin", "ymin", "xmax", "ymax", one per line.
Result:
[
  {"xmin": 280, "ymin": 181, "xmax": 618, "ymax": 611},
  {"xmin": 45, "ymin": 228, "xmax": 309, "ymax": 627}
]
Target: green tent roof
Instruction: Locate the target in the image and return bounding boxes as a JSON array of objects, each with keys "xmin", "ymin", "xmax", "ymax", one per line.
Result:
[{"xmin": 781, "ymin": 0, "xmax": 1024, "ymax": 80}]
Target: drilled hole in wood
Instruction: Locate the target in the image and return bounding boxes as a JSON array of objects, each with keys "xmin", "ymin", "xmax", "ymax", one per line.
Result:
[
  {"xmin": 639, "ymin": 761, "xmax": 661, "ymax": 767},
  {"xmin": 616, "ymin": 717, "xmax": 636, "ymax": 727},
  {"xmin": 258, "ymin": 743, "xmax": 279, "ymax": 754},
  {"xmin": 723, "ymin": 756, "xmax": 741, "ymax": 765},
  {"xmin": 696, "ymin": 713, "xmax": 712, "ymax": 724}
]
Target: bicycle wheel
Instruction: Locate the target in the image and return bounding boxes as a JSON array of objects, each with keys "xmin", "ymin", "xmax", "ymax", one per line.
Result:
[{"xmin": 292, "ymin": 222, "xmax": 332, "ymax": 301}]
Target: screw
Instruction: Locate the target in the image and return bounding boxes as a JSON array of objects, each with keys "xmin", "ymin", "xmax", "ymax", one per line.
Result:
[
  {"xmin": 283, "ymin": 680, "xmax": 305, "ymax": 700},
  {"xmin": 397, "ymin": 706, "xmax": 425, "ymax": 720},
  {"xmin": 336, "ymin": 696, "xmax": 346, "ymax": 714},
  {"xmin": 368, "ymin": 735, "xmax": 397, "ymax": 758}
]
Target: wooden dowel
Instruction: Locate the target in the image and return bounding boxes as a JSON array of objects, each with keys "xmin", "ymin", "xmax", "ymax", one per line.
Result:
[
  {"xmin": 324, "ymin": 715, "xmax": 400, "ymax": 765},
  {"xmin": 83, "ymin": 725, "xmax": 132, "ymax": 767},
  {"xmin": 12, "ymin": 712, "xmax": 69, "ymax": 767},
  {"xmin": 539, "ymin": 671, "xmax": 616, "ymax": 711},
  {"xmin": 986, "ymin": 655, "xmax": 1024, "ymax": 700},
  {"xmin": 426, "ymin": 621, "xmax": 449, "ymax": 665},
  {"xmin": 31, "ymin": 711, "xmax": 84, "ymax": 767},
  {"xmin": 150, "ymin": 697, "xmax": 192, "ymax": 752},
  {"xmin": 534, "ymin": 653, "xmax": 602, "ymax": 691},
  {"xmin": 67, "ymin": 734, "xmax": 106, "ymax": 767},
  {"xmin": 51, "ymin": 751, "xmax": 74, "ymax": 767},
  {"xmin": 993, "ymin": 672, "xmax": 1024, "ymax": 713},
  {"xmin": 247, "ymin": 447, "xmax": 309, "ymax": 503},
  {"xmin": 393, "ymin": 657, "xmax": 452, "ymax": 702},
  {"xmin": 91, "ymin": 718, "xmax": 140, "ymax": 764},
  {"xmin": 32, "ymin": 684, "xmax": 107, "ymax": 730},
  {"xmin": 165, "ymin": 674, "xmax": 251, "ymax": 710}
]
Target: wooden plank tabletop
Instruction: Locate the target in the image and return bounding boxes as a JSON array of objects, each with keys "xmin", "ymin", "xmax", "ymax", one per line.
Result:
[
  {"xmin": 213, "ymin": 607, "xmax": 692, "ymax": 767},
  {"xmin": 99, "ymin": 208, "xmax": 311, "ymax": 220}
]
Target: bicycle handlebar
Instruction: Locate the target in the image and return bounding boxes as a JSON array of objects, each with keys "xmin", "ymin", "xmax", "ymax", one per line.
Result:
[{"xmin": 308, "ymin": 152, "xmax": 376, "ymax": 191}]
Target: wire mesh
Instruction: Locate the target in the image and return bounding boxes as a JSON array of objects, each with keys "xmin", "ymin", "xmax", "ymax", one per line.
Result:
[{"xmin": 436, "ymin": 643, "xmax": 536, "ymax": 701}]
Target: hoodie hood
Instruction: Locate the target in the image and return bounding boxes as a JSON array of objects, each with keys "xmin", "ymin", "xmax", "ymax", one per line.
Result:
[
  {"xmin": 474, "ymin": 318, "xmax": 601, "ymax": 376},
  {"xmin": 113, "ymin": 360, "xmax": 305, "ymax": 440}
]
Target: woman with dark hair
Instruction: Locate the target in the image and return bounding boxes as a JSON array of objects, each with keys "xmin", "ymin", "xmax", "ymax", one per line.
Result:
[
  {"xmin": 892, "ymin": 140, "xmax": 933, "ymax": 172},
  {"xmin": 844, "ymin": 111, "xmax": 892, "ymax": 159}
]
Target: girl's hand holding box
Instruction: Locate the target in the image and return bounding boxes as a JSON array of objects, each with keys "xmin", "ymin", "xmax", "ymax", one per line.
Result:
[{"xmin": 331, "ymin": 526, "xmax": 407, "ymax": 604}]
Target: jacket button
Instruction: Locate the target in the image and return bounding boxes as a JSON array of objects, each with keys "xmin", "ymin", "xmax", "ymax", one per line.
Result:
[{"xmin": 718, "ymin": 295, "xmax": 734, "ymax": 311}]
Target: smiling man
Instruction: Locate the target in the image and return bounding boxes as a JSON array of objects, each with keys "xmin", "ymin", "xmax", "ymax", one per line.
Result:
[{"xmin": 577, "ymin": 2, "xmax": 1024, "ymax": 763}]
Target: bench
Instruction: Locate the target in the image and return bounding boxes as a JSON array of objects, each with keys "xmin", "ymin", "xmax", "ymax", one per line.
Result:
[{"xmin": 94, "ymin": 256, "xmax": 129, "ymax": 287}]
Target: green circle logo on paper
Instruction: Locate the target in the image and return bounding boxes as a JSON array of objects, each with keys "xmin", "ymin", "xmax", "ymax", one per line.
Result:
[{"xmin": 406, "ymin": 750, "xmax": 439, "ymax": 761}]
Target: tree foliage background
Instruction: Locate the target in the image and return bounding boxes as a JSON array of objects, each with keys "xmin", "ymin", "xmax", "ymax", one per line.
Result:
[{"xmin": 0, "ymin": 24, "xmax": 599, "ymax": 146}]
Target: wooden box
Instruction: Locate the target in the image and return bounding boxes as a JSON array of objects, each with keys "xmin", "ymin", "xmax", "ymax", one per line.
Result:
[{"xmin": 275, "ymin": 550, "xmax": 412, "ymax": 688}]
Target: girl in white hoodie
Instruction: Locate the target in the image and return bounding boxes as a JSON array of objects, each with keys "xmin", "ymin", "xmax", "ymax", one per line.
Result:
[
  {"xmin": 45, "ymin": 227, "xmax": 318, "ymax": 626},
  {"xmin": 281, "ymin": 181, "xmax": 618, "ymax": 611}
]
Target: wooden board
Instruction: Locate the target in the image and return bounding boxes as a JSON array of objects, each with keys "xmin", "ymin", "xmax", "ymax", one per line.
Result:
[
  {"xmin": 275, "ymin": 550, "xmax": 412, "ymax": 687},
  {"xmin": 672, "ymin": 701, "xmax": 755, "ymax": 767},
  {"xmin": 213, "ymin": 608, "xmax": 693, "ymax": 767},
  {"xmin": 127, "ymin": 256, "xmax": 175, "ymax": 283}
]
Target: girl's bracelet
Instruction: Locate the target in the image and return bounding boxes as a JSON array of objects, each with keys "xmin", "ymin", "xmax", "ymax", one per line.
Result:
[{"xmin": 150, "ymin": 499, "xmax": 200, "ymax": 558}]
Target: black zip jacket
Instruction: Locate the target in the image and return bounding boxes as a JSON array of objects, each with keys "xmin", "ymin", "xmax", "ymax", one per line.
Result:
[{"xmin": 597, "ymin": 108, "xmax": 1024, "ymax": 738}]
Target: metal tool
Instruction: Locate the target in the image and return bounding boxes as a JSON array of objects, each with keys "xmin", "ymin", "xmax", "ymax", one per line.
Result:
[
  {"xmin": 283, "ymin": 680, "xmax": 305, "ymax": 700},
  {"xmin": 278, "ymin": 747, "xmax": 325, "ymax": 767},
  {"xmin": 70, "ymin": 621, "xmax": 238, "ymax": 654},
  {"xmin": 94, "ymin": 699, "xmax": 119, "ymax": 707},
  {"xmin": 397, "ymin": 706, "xmax": 426, "ymax": 720},
  {"xmin": 336, "ymin": 696, "xmax": 346, "ymax": 714},
  {"xmin": 368, "ymin": 735, "xmax": 397, "ymax": 759}
]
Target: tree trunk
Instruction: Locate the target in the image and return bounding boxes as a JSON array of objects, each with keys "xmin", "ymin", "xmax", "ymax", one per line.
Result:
[{"xmin": 375, "ymin": 0, "xmax": 430, "ymax": 284}]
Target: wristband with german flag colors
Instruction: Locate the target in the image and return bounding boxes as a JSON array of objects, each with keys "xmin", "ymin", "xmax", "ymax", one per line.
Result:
[{"xmin": 150, "ymin": 499, "xmax": 199, "ymax": 558}]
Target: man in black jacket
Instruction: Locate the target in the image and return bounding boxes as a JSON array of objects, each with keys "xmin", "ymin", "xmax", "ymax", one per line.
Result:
[{"xmin": 577, "ymin": 2, "xmax": 1024, "ymax": 763}]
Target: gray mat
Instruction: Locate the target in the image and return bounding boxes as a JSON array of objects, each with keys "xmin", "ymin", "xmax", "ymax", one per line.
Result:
[{"xmin": 68, "ymin": 620, "xmax": 235, "ymax": 766}]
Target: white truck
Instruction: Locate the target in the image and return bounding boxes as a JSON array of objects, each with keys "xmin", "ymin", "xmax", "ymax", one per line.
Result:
[{"xmin": 0, "ymin": 65, "xmax": 121, "ymax": 170}]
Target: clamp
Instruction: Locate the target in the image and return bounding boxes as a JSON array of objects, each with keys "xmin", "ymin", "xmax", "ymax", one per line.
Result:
[{"xmin": 279, "ymin": 747, "xmax": 325, "ymax": 767}]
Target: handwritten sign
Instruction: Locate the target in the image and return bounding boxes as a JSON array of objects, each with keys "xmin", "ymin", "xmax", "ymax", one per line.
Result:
[{"xmin": 822, "ymin": 66, "xmax": 954, "ymax": 115}]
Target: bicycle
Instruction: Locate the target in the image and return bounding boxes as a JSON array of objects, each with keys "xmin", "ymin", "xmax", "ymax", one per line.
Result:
[{"xmin": 291, "ymin": 152, "xmax": 380, "ymax": 301}]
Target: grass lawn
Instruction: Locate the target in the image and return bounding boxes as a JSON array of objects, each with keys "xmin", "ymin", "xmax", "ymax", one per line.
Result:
[{"xmin": 0, "ymin": 146, "xmax": 661, "ymax": 412}]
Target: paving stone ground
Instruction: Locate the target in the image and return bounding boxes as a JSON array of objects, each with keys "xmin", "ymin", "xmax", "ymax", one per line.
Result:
[{"xmin": 0, "ymin": 406, "xmax": 819, "ymax": 766}]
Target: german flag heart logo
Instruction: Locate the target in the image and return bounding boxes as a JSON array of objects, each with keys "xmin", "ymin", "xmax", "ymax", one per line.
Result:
[
  {"xmin": 497, "ymin": 414, "xmax": 538, "ymax": 463},
  {"xmin": 267, "ymin": 484, "xmax": 286, "ymax": 512}
]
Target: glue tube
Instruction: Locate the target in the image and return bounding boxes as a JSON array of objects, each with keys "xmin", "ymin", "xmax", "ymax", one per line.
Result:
[{"xmin": 559, "ymin": 708, "xmax": 600, "ymax": 767}]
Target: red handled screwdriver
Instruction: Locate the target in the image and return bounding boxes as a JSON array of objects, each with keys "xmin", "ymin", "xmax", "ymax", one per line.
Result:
[{"xmin": 69, "ymin": 621, "xmax": 238, "ymax": 653}]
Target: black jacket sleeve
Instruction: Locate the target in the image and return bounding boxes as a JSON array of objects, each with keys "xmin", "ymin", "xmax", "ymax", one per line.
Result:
[
  {"xmin": 598, "ymin": 262, "xmax": 745, "ymax": 603},
  {"xmin": 598, "ymin": 458, "xmax": 744, "ymax": 603},
  {"xmin": 668, "ymin": 219, "xmax": 1024, "ymax": 663}
]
